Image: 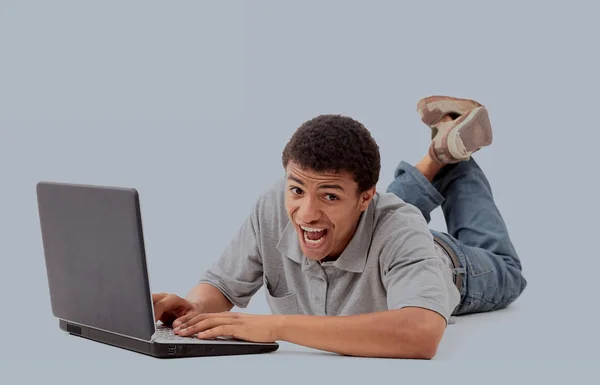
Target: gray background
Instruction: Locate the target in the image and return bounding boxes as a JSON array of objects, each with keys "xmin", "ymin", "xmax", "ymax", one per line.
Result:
[{"xmin": 1, "ymin": 0, "xmax": 598, "ymax": 383}]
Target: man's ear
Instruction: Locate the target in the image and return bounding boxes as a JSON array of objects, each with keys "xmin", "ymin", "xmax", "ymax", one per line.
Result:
[{"xmin": 359, "ymin": 186, "xmax": 376, "ymax": 211}]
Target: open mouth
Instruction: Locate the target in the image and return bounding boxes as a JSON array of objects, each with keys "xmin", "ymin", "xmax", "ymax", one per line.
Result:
[{"xmin": 300, "ymin": 225, "xmax": 328, "ymax": 247}]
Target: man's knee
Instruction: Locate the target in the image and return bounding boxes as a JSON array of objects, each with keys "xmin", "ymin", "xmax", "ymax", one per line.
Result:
[
  {"xmin": 454, "ymin": 258, "xmax": 527, "ymax": 315},
  {"xmin": 496, "ymin": 266, "xmax": 527, "ymax": 310}
]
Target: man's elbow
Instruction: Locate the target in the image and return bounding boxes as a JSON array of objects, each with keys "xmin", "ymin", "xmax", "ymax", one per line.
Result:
[
  {"xmin": 389, "ymin": 321, "xmax": 444, "ymax": 359},
  {"xmin": 412, "ymin": 322, "xmax": 445, "ymax": 359},
  {"xmin": 385, "ymin": 333, "xmax": 436, "ymax": 359},
  {"xmin": 415, "ymin": 338, "xmax": 440, "ymax": 360},
  {"xmin": 376, "ymin": 308, "xmax": 446, "ymax": 359}
]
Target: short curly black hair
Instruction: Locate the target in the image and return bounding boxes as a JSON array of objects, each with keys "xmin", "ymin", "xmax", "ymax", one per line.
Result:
[{"xmin": 282, "ymin": 114, "xmax": 381, "ymax": 193}]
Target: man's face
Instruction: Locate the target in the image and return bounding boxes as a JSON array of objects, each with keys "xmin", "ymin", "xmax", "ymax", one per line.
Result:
[{"xmin": 284, "ymin": 161, "xmax": 375, "ymax": 261}]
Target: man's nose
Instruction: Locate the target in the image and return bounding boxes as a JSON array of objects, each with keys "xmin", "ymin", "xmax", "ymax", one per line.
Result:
[{"xmin": 297, "ymin": 198, "xmax": 321, "ymax": 223}]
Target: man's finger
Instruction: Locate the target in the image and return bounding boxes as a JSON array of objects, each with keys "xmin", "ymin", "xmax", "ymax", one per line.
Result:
[
  {"xmin": 152, "ymin": 293, "xmax": 168, "ymax": 304},
  {"xmin": 153, "ymin": 297, "xmax": 175, "ymax": 322},
  {"xmin": 197, "ymin": 325, "xmax": 236, "ymax": 340},
  {"xmin": 178, "ymin": 317, "xmax": 235, "ymax": 337},
  {"xmin": 153, "ymin": 302, "xmax": 165, "ymax": 322},
  {"xmin": 174, "ymin": 313, "xmax": 205, "ymax": 332},
  {"xmin": 173, "ymin": 312, "xmax": 199, "ymax": 329},
  {"xmin": 179, "ymin": 317, "xmax": 231, "ymax": 336},
  {"xmin": 179, "ymin": 311, "xmax": 238, "ymax": 325}
]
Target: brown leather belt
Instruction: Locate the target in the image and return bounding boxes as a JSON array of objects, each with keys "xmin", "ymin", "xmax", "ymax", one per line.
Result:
[{"xmin": 434, "ymin": 236, "xmax": 463, "ymax": 293}]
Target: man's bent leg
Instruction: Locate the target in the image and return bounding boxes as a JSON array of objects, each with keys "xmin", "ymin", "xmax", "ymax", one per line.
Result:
[
  {"xmin": 386, "ymin": 158, "xmax": 527, "ymax": 316},
  {"xmin": 431, "ymin": 158, "xmax": 527, "ymax": 315}
]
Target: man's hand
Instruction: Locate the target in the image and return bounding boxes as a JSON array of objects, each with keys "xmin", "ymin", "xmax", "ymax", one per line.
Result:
[
  {"xmin": 174, "ymin": 312, "xmax": 282, "ymax": 343},
  {"xmin": 152, "ymin": 292, "xmax": 202, "ymax": 327}
]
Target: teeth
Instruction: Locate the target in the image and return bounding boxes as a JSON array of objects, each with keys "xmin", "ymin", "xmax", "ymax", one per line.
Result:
[
  {"xmin": 304, "ymin": 230, "xmax": 325, "ymax": 245},
  {"xmin": 300, "ymin": 226, "xmax": 325, "ymax": 232}
]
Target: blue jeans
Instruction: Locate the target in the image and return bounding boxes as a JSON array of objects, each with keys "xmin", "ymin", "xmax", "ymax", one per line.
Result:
[{"xmin": 386, "ymin": 158, "xmax": 527, "ymax": 316}]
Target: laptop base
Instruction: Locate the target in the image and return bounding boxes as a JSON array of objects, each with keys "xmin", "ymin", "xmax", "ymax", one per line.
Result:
[{"xmin": 59, "ymin": 320, "xmax": 279, "ymax": 358}]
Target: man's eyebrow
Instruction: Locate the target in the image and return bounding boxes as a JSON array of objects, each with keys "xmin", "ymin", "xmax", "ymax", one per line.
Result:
[
  {"xmin": 319, "ymin": 184, "xmax": 345, "ymax": 192},
  {"xmin": 287, "ymin": 175, "xmax": 304, "ymax": 185},
  {"xmin": 287, "ymin": 175, "xmax": 345, "ymax": 192}
]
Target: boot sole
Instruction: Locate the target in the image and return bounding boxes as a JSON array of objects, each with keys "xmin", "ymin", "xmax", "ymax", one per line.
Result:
[
  {"xmin": 447, "ymin": 107, "xmax": 493, "ymax": 160},
  {"xmin": 418, "ymin": 95, "xmax": 482, "ymax": 126}
]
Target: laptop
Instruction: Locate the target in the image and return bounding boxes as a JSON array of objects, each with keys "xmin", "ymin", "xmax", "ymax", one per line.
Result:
[{"xmin": 36, "ymin": 181, "xmax": 279, "ymax": 358}]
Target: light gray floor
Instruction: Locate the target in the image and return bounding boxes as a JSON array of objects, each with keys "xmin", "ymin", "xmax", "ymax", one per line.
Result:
[{"xmin": 1, "ymin": 289, "xmax": 595, "ymax": 385}]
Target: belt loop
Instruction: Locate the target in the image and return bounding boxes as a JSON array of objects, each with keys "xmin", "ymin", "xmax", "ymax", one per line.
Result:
[{"xmin": 434, "ymin": 236, "xmax": 463, "ymax": 292}]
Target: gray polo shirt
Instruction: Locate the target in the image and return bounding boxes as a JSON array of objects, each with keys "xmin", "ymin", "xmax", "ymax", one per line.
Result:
[{"xmin": 198, "ymin": 178, "xmax": 460, "ymax": 323}]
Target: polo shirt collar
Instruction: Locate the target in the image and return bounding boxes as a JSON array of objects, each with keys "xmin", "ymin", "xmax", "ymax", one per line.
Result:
[
  {"xmin": 276, "ymin": 221, "xmax": 305, "ymax": 265},
  {"xmin": 276, "ymin": 196, "xmax": 376, "ymax": 273}
]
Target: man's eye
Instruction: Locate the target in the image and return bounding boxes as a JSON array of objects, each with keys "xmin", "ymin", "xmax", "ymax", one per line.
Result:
[
  {"xmin": 325, "ymin": 194, "xmax": 339, "ymax": 201},
  {"xmin": 290, "ymin": 187, "xmax": 303, "ymax": 195}
]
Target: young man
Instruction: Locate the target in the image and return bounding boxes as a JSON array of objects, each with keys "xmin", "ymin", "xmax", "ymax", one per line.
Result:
[{"xmin": 152, "ymin": 95, "xmax": 527, "ymax": 359}]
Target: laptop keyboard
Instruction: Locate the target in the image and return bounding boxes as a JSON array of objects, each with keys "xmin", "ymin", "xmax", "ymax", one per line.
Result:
[
  {"xmin": 155, "ymin": 324, "xmax": 237, "ymax": 343},
  {"xmin": 155, "ymin": 325, "xmax": 202, "ymax": 342}
]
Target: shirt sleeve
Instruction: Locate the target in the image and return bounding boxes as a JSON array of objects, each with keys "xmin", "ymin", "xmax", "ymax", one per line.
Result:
[
  {"xmin": 197, "ymin": 202, "xmax": 264, "ymax": 309},
  {"xmin": 378, "ymin": 205, "xmax": 460, "ymax": 323}
]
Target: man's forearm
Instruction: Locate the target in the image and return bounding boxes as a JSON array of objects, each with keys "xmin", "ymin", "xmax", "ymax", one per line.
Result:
[
  {"xmin": 276, "ymin": 308, "xmax": 445, "ymax": 359},
  {"xmin": 185, "ymin": 283, "xmax": 234, "ymax": 313}
]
